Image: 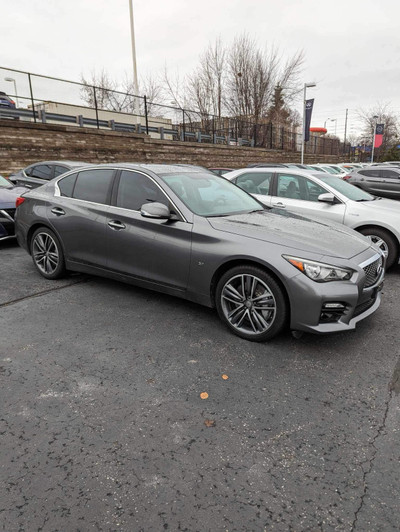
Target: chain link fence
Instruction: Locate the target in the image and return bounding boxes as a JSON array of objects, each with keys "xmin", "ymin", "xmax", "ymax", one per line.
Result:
[{"xmin": 0, "ymin": 66, "xmax": 352, "ymax": 156}]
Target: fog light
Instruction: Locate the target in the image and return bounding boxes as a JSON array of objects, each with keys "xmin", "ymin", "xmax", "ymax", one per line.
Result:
[
  {"xmin": 320, "ymin": 302, "xmax": 347, "ymax": 323},
  {"xmin": 323, "ymin": 302, "xmax": 346, "ymax": 310}
]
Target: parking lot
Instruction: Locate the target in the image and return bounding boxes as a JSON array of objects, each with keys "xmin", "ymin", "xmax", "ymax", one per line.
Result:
[{"xmin": 1, "ymin": 239, "xmax": 400, "ymax": 531}]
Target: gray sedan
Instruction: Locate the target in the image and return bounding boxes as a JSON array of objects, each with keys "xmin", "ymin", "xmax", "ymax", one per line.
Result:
[
  {"xmin": 9, "ymin": 160, "xmax": 92, "ymax": 189},
  {"xmin": 15, "ymin": 164, "xmax": 384, "ymax": 341}
]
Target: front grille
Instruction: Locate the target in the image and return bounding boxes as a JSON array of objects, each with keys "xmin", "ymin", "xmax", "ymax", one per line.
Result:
[
  {"xmin": 2, "ymin": 208, "xmax": 16, "ymax": 219},
  {"xmin": 363, "ymin": 257, "xmax": 383, "ymax": 288}
]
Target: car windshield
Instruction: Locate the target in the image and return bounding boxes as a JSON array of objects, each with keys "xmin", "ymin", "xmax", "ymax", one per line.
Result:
[
  {"xmin": 160, "ymin": 172, "xmax": 263, "ymax": 216},
  {"xmin": 315, "ymin": 174, "xmax": 375, "ymax": 201},
  {"xmin": 0, "ymin": 175, "xmax": 12, "ymax": 189}
]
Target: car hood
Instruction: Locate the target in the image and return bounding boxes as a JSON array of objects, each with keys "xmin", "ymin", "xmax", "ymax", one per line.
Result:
[
  {"xmin": 207, "ymin": 209, "xmax": 372, "ymax": 259},
  {"xmin": 359, "ymin": 197, "xmax": 400, "ymax": 214},
  {"xmin": 0, "ymin": 186, "xmax": 29, "ymax": 209}
]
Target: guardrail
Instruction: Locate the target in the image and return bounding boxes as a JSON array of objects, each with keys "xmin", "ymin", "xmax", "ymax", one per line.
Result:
[{"xmin": 0, "ymin": 107, "xmax": 255, "ymax": 146}]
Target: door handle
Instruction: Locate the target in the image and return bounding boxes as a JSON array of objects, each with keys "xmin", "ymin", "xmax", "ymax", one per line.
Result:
[
  {"xmin": 273, "ymin": 202, "xmax": 286, "ymax": 208},
  {"xmin": 51, "ymin": 207, "xmax": 65, "ymax": 216},
  {"xmin": 108, "ymin": 220, "xmax": 126, "ymax": 230}
]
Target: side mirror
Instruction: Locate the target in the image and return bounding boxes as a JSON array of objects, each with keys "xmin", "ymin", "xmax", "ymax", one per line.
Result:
[
  {"xmin": 140, "ymin": 202, "xmax": 171, "ymax": 219},
  {"xmin": 318, "ymin": 193, "xmax": 336, "ymax": 204}
]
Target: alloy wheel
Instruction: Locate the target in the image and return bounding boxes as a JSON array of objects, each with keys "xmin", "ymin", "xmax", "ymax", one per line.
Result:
[
  {"xmin": 220, "ymin": 274, "xmax": 277, "ymax": 335},
  {"xmin": 32, "ymin": 232, "xmax": 60, "ymax": 275}
]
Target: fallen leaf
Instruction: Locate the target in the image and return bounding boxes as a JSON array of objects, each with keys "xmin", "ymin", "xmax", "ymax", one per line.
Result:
[
  {"xmin": 222, "ymin": 374, "xmax": 229, "ymax": 380},
  {"xmin": 200, "ymin": 392, "xmax": 209, "ymax": 400},
  {"xmin": 204, "ymin": 419, "xmax": 216, "ymax": 427}
]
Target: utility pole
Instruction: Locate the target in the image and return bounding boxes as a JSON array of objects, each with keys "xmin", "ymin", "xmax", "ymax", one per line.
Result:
[
  {"xmin": 343, "ymin": 108, "xmax": 348, "ymax": 155},
  {"xmin": 371, "ymin": 115, "xmax": 378, "ymax": 163},
  {"xmin": 129, "ymin": 0, "xmax": 140, "ymax": 114}
]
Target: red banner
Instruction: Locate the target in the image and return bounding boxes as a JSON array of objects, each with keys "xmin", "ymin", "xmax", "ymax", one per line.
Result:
[{"xmin": 374, "ymin": 124, "xmax": 384, "ymax": 148}]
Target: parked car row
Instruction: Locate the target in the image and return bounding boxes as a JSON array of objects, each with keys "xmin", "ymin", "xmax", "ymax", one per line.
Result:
[
  {"xmin": 10, "ymin": 162, "xmax": 386, "ymax": 343},
  {"xmin": 224, "ymin": 167, "xmax": 400, "ymax": 269}
]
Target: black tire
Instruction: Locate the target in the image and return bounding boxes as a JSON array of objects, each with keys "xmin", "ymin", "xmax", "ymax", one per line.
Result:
[
  {"xmin": 358, "ymin": 227, "xmax": 398, "ymax": 269},
  {"xmin": 215, "ymin": 265, "xmax": 288, "ymax": 342},
  {"xmin": 30, "ymin": 227, "xmax": 66, "ymax": 279}
]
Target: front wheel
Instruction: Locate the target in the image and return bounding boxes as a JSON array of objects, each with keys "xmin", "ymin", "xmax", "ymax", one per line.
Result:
[
  {"xmin": 358, "ymin": 227, "xmax": 398, "ymax": 269},
  {"xmin": 31, "ymin": 227, "xmax": 66, "ymax": 279},
  {"xmin": 215, "ymin": 265, "xmax": 288, "ymax": 342}
]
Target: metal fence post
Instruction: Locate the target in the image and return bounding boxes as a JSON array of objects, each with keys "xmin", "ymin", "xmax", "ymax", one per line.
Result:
[
  {"xmin": 144, "ymin": 95, "xmax": 149, "ymax": 135},
  {"xmin": 93, "ymin": 86, "xmax": 99, "ymax": 129},
  {"xmin": 182, "ymin": 109, "xmax": 185, "ymax": 142},
  {"xmin": 27, "ymin": 73, "xmax": 36, "ymax": 123}
]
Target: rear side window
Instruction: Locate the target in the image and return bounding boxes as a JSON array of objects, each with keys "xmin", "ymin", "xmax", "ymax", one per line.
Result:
[
  {"xmin": 54, "ymin": 165, "xmax": 69, "ymax": 177},
  {"xmin": 116, "ymin": 171, "xmax": 168, "ymax": 211},
  {"xmin": 30, "ymin": 164, "xmax": 53, "ymax": 180},
  {"xmin": 235, "ymin": 172, "xmax": 273, "ymax": 195},
  {"xmin": 73, "ymin": 169, "xmax": 114, "ymax": 204},
  {"xmin": 58, "ymin": 173, "xmax": 78, "ymax": 197}
]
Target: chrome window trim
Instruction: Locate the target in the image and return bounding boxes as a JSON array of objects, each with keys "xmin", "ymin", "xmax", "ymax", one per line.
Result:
[{"xmin": 54, "ymin": 167, "xmax": 188, "ymax": 223}]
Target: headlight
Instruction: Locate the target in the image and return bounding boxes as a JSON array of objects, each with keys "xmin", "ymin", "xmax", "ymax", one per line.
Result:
[{"xmin": 283, "ymin": 255, "xmax": 354, "ymax": 282}]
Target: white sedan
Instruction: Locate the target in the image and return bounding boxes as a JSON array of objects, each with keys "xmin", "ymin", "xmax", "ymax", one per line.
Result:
[{"xmin": 225, "ymin": 167, "xmax": 400, "ymax": 268}]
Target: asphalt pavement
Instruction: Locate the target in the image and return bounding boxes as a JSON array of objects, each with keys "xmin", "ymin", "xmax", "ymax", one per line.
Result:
[{"xmin": 1, "ymin": 240, "xmax": 399, "ymax": 531}]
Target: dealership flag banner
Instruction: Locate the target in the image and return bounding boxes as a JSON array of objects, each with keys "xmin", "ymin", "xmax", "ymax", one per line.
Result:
[
  {"xmin": 304, "ymin": 99, "xmax": 314, "ymax": 142},
  {"xmin": 374, "ymin": 124, "xmax": 384, "ymax": 148}
]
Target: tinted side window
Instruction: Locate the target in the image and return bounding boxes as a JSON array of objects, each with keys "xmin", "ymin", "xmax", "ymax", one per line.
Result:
[
  {"xmin": 360, "ymin": 169, "xmax": 380, "ymax": 177},
  {"xmin": 276, "ymin": 174, "xmax": 301, "ymax": 199},
  {"xmin": 58, "ymin": 173, "xmax": 78, "ymax": 197},
  {"xmin": 236, "ymin": 172, "xmax": 273, "ymax": 194},
  {"xmin": 116, "ymin": 171, "xmax": 168, "ymax": 211},
  {"xmin": 381, "ymin": 170, "xmax": 400, "ymax": 179},
  {"xmin": 304, "ymin": 178, "xmax": 328, "ymax": 202},
  {"xmin": 30, "ymin": 164, "xmax": 53, "ymax": 180},
  {"xmin": 73, "ymin": 169, "xmax": 114, "ymax": 204},
  {"xmin": 54, "ymin": 165, "xmax": 69, "ymax": 177}
]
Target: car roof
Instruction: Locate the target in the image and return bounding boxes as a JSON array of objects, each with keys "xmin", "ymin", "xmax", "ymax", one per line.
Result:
[
  {"xmin": 26, "ymin": 160, "xmax": 93, "ymax": 167},
  {"xmin": 65, "ymin": 163, "xmax": 214, "ymax": 175}
]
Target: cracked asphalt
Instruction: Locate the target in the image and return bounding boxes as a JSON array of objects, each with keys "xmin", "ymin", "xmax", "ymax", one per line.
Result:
[{"xmin": 1, "ymin": 240, "xmax": 399, "ymax": 531}]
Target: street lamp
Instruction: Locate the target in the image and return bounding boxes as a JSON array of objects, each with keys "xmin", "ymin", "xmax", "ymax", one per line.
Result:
[
  {"xmin": 324, "ymin": 118, "xmax": 337, "ymax": 135},
  {"xmin": 301, "ymin": 82, "xmax": 316, "ymax": 164},
  {"xmin": 4, "ymin": 77, "xmax": 19, "ymax": 107},
  {"xmin": 371, "ymin": 115, "xmax": 379, "ymax": 163},
  {"xmin": 324, "ymin": 118, "xmax": 330, "ymax": 128},
  {"xmin": 128, "ymin": 0, "xmax": 139, "ymax": 114}
]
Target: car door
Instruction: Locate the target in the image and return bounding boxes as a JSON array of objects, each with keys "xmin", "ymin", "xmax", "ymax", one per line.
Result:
[
  {"xmin": 17, "ymin": 163, "xmax": 55, "ymax": 188},
  {"xmin": 270, "ymin": 173, "xmax": 346, "ymax": 223},
  {"xmin": 47, "ymin": 168, "xmax": 115, "ymax": 268},
  {"xmin": 377, "ymin": 169, "xmax": 400, "ymax": 198},
  {"xmin": 232, "ymin": 171, "xmax": 274, "ymax": 206},
  {"xmin": 106, "ymin": 169, "xmax": 192, "ymax": 290},
  {"xmin": 357, "ymin": 169, "xmax": 384, "ymax": 195}
]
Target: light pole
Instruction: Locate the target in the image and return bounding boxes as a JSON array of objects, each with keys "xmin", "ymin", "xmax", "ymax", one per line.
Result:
[
  {"xmin": 4, "ymin": 77, "xmax": 19, "ymax": 107},
  {"xmin": 301, "ymin": 82, "xmax": 316, "ymax": 164},
  {"xmin": 324, "ymin": 118, "xmax": 330, "ymax": 128},
  {"xmin": 371, "ymin": 115, "xmax": 379, "ymax": 163},
  {"xmin": 128, "ymin": 0, "xmax": 140, "ymax": 114}
]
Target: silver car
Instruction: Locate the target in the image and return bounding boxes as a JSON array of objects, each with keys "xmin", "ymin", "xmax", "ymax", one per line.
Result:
[
  {"xmin": 225, "ymin": 167, "xmax": 400, "ymax": 269},
  {"xmin": 15, "ymin": 164, "xmax": 384, "ymax": 342},
  {"xmin": 346, "ymin": 165, "xmax": 400, "ymax": 200}
]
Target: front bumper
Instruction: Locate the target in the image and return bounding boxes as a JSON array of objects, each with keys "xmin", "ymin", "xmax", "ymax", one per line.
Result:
[
  {"xmin": 0, "ymin": 208, "xmax": 16, "ymax": 241},
  {"xmin": 288, "ymin": 255, "xmax": 384, "ymax": 334}
]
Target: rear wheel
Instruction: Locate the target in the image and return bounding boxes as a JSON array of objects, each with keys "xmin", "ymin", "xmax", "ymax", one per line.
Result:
[
  {"xmin": 358, "ymin": 227, "xmax": 398, "ymax": 269},
  {"xmin": 31, "ymin": 227, "xmax": 66, "ymax": 279},
  {"xmin": 215, "ymin": 265, "xmax": 288, "ymax": 342}
]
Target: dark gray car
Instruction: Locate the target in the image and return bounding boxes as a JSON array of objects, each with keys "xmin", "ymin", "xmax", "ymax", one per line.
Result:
[
  {"xmin": 346, "ymin": 166, "xmax": 400, "ymax": 199},
  {"xmin": 15, "ymin": 164, "xmax": 384, "ymax": 342},
  {"xmin": 9, "ymin": 160, "xmax": 92, "ymax": 189}
]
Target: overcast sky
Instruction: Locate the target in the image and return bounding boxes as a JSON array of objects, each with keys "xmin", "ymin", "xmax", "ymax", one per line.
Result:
[{"xmin": 1, "ymin": 0, "xmax": 399, "ymax": 139}]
